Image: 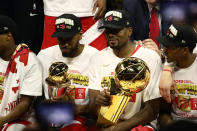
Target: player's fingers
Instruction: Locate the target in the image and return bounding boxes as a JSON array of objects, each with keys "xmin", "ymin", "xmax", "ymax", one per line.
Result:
[
  {"xmin": 143, "ymin": 39, "xmax": 154, "ymax": 43},
  {"xmin": 98, "ymin": 7, "xmax": 105, "ymax": 19},
  {"xmin": 173, "ymin": 81, "xmax": 179, "ymax": 94},
  {"xmin": 94, "ymin": 7, "xmax": 102, "ymax": 20},
  {"xmin": 92, "ymin": 2, "xmax": 98, "ymax": 13},
  {"xmin": 143, "ymin": 42, "xmax": 157, "ymax": 48},
  {"xmin": 143, "ymin": 45, "xmax": 156, "ymax": 51},
  {"xmin": 162, "ymin": 89, "xmax": 171, "ymax": 103},
  {"xmin": 96, "ymin": 96, "xmax": 110, "ymax": 106},
  {"xmin": 166, "ymin": 89, "xmax": 171, "ymax": 103},
  {"xmin": 96, "ymin": 92, "xmax": 111, "ymax": 106},
  {"xmin": 134, "ymin": 40, "xmax": 143, "ymax": 45}
]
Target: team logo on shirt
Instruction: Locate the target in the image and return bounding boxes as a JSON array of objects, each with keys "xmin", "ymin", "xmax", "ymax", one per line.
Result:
[
  {"xmin": 178, "ymin": 95, "xmax": 191, "ymax": 112},
  {"xmin": 68, "ymin": 74, "xmax": 88, "ymax": 99},
  {"xmin": 75, "ymin": 88, "xmax": 86, "ymax": 99}
]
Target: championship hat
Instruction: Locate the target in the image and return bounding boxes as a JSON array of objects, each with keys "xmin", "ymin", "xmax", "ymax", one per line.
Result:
[
  {"xmin": 98, "ymin": 10, "xmax": 132, "ymax": 29},
  {"xmin": 156, "ymin": 24, "xmax": 197, "ymax": 47},
  {"xmin": 52, "ymin": 14, "xmax": 82, "ymax": 38}
]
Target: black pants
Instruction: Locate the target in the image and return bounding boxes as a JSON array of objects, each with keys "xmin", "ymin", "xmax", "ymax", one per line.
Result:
[{"xmin": 0, "ymin": 0, "xmax": 44, "ymax": 54}]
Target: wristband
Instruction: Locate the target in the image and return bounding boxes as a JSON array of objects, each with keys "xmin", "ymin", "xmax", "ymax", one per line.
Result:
[{"xmin": 163, "ymin": 69, "xmax": 172, "ymax": 73}]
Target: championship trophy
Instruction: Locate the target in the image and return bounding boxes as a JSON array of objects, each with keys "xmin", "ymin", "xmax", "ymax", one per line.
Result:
[
  {"xmin": 45, "ymin": 62, "xmax": 75, "ymax": 100},
  {"xmin": 97, "ymin": 57, "xmax": 150, "ymax": 126}
]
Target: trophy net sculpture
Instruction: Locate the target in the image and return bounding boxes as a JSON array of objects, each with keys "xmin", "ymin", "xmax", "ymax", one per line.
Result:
[{"xmin": 97, "ymin": 57, "xmax": 150, "ymax": 126}]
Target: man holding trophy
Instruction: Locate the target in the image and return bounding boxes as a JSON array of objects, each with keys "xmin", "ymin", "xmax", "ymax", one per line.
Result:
[
  {"xmin": 37, "ymin": 14, "xmax": 98, "ymax": 129},
  {"xmin": 88, "ymin": 10, "xmax": 163, "ymax": 130},
  {"xmin": 38, "ymin": 13, "xmax": 98, "ymax": 105}
]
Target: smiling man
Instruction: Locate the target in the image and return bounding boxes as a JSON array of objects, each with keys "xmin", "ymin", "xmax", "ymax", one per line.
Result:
[{"xmin": 88, "ymin": 10, "xmax": 163, "ymax": 130}]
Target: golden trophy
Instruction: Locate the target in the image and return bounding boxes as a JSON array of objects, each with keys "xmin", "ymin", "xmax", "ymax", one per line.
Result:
[
  {"xmin": 45, "ymin": 62, "xmax": 74, "ymax": 100},
  {"xmin": 97, "ymin": 57, "xmax": 150, "ymax": 126}
]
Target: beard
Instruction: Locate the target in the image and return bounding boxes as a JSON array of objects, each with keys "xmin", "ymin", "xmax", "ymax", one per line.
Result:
[
  {"xmin": 108, "ymin": 40, "xmax": 127, "ymax": 50},
  {"xmin": 62, "ymin": 51, "xmax": 72, "ymax": 57},
  {"xmin": 61, "ymin": 44, "xmax": 78, "ymax": 57},
  {"xmin": 109, "ymin": 45, "xmax": 120, "ymax": 49},
  {"xmin": 107, "ymin": 41, "xmax": 120, "ymax": 49}
]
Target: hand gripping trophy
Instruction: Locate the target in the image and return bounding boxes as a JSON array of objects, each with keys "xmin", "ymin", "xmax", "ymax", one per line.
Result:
[
  {"xmin": 45, "ymin": 62, "xmax": 75, "ymax": 101},
  {"xmin": 97, "ymin": 57, "xmax": 150, "ymax": 126}
]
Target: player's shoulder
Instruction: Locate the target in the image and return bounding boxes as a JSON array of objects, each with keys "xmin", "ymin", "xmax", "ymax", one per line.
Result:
[
  {"xmin": 134, "ymin": 46, "xmax": 162, "ymax": 67},
  {"xmin": 88, "ymin": 47, "xmax": 113, "ymax": 65},
  {"xmin": 37, "ymin": 45, "xmax": 60, "ymax": 58},
  {"xmin": 138, "ymin": 46, "xmax": 161, "ymax": 60},
  {"xmin": 84, "ymin": 45, "xmax": 99, "ymax": 55},
  {"xmin": 29, "ymin": 51, "xmax": 38, "ymax": 59},
  {"xmin": 90, "ymin": 47, "xmax": 109, "ymax": 59},
  {"xmin": 95, "ymin": 47, "xmax": 111, "ymax": 55},
  {"xmin": 16, "ymin": 51, "xmax": 42, "ymax": 69}
]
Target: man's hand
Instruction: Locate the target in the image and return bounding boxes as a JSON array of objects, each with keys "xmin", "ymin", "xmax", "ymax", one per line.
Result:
[
  {"xmin": 52, "ymin": 88, "xmax": 75, "ymax": 104},
  {"xmin": 134, "ymin": 39, "xmax": 161, "ymax": 57},
  {"xmin": 92, "ymin": 0, "xmax": 107, "ymax": 20},
  {"xmin": 0, "ymin": 95, "xmax": 33, "ymax": 129},
  {"xmin": 142, "ymin": 39, "xmax": 162, "ymax": 57},
  {"xmin": 96, "ymin": 90, "xmax": 111, "ymax": 106},
  {"xmin": 159, "ymin": 66, "xmax": 178, "ymax": 103},
  {"xmin": 45, "ymin": 77, "xmax": 71, "ymax": 88},
  {"xmin": 133, "ymin": 40, "xmax": 143, "ymax": 45},
  {"xmin": 101, "ymin": 125, "xmax": 117, "ymax": 131}
]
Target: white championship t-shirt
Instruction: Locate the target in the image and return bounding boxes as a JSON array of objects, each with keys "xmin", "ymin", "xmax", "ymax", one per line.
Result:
[
  {"xmin": 0, "ymin": 58, "xmax": 9, "ymax": 105},
  {"xmin": 0, "ymin": 52, "xmax": 42, "ymax": 117},
  {"xmin": 88, "ymin": 45, "xmax": 162, "ymax": 120},
  {"xmin": 37, "ymin": 45, "xmax": 98, "ymax": 105},
  {"xmin": 171, "ymin": 57, "xmax": 197, "ymax": 121}
]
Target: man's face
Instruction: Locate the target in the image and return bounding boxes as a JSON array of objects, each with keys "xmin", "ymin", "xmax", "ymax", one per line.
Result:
[
  {"xmin": 57, "ymin": 32, "xmax": 82, "ymax": 57},
  {"xmin": 163, "ymin": 45, "xmax": 182, "ymax": 63},
  {"xmin": 0, "ymin": 34, "xmax": 9, "ymax": 56},
  {"xmin": 105, "ymin": 27, "xmax": 131, "ymax": 49}
]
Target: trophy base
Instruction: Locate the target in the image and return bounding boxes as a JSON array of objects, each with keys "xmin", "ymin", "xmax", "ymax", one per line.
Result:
[{"xmin": 97, "ymin": 95, "xmax": 130, "ymax": 126}]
